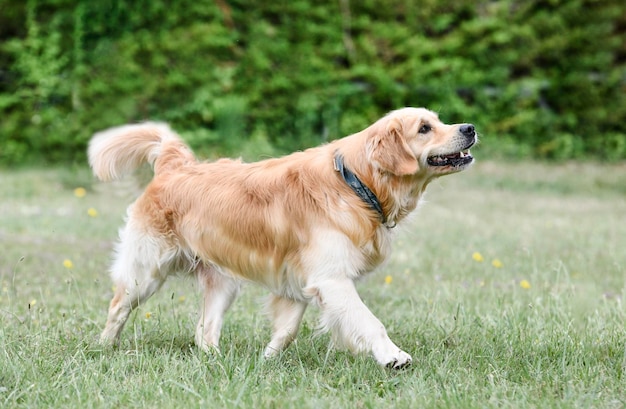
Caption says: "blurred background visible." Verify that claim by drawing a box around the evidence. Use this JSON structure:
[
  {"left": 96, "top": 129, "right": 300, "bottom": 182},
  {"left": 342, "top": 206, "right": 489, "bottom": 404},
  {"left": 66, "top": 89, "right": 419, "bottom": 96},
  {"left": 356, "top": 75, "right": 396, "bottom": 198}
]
[{"left": 0, "top": 0, "right": 624, "bottom": 165}]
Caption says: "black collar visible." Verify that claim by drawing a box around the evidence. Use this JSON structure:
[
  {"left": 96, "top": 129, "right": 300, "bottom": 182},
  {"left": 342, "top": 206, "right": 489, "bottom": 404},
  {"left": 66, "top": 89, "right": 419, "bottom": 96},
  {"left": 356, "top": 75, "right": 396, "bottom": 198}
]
[{"left": 334, "top": 154, "right": 392, "bottom": 227}]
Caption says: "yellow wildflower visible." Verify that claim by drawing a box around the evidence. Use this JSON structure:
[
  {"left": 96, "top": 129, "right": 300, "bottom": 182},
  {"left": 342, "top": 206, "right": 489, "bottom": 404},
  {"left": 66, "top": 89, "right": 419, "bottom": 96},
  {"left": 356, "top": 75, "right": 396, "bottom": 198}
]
[
  {"left": 63, "top": 259, "right": 73, "bottom": 269},
  {"left": 145, "top": 312, "right": 152, "bottom": 319},
  {"left": 492, "top": 259, "right": 503, "bottom": 268},
  {"left": 87, "top": 208, "right": 98, "bottom": 217},
  {"left": 30, "top": 299, "right": 37, "bottom": 306},
  {"left": 74, "top": 187, "right": 86, "bottom": 198},
  {"left": 384, "top": 275, "right": 393, "bottom": 285},
  {"left": 520, "top": 279, "right": 531, "bottom": 289},
  {"left": 472, "top": 252, "right": 484, "bottom": 262}
]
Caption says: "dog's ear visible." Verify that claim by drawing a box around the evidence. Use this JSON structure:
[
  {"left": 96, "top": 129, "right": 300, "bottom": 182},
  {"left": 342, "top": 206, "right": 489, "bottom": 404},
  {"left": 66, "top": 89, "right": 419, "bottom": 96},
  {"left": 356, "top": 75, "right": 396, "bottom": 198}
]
[{"left": 368, "top": 117, "right": 418, "bottom": 176}]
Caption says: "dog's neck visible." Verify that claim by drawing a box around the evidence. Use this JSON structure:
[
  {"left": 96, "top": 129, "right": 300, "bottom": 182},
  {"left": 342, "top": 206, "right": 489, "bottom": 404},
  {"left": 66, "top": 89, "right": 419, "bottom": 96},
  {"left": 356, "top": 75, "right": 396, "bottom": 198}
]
[{"left": 333, "top": 154, "right": 396, "bottom": 228}]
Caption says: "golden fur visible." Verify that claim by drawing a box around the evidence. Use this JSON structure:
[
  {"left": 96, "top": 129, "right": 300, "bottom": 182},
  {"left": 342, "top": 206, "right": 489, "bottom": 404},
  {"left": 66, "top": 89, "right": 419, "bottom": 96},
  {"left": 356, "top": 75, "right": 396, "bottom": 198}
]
[{"left": 89, "top": 107, "right": 477, "bottom": 368}]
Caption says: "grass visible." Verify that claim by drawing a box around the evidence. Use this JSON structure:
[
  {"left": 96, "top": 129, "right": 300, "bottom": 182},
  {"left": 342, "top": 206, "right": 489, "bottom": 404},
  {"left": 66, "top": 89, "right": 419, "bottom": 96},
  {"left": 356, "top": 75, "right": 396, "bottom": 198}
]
[{"left": 1, "top": 160, "right": 625, "bottom": 408}]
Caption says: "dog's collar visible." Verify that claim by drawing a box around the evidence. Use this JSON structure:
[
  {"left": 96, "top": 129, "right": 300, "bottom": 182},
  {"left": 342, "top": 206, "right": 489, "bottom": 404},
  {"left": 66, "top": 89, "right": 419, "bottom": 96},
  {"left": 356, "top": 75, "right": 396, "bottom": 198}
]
[{"left": 333, "top": 154, "right": 394, "bottom": 228}]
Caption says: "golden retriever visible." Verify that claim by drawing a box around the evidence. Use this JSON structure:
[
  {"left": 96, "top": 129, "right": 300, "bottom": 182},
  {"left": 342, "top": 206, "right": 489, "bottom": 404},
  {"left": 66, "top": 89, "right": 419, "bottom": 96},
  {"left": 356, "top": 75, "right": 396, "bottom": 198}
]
[{"left": 88, "top": 107, "right": 477, "bottom": 368}]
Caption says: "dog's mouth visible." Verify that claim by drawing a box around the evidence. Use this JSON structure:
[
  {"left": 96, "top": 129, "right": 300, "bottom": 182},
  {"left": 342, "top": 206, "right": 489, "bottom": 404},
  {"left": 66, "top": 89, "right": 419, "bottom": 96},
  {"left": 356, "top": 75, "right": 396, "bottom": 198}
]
[{"left": 427, "top": 149, "right": 473, "bottom": 168}]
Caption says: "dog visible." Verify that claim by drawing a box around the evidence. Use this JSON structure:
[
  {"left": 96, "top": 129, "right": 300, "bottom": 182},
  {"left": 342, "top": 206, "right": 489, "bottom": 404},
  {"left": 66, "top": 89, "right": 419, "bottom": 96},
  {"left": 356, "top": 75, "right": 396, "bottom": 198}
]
[{"left": 88, "top": 107, "right": 477, "bottom": 368}]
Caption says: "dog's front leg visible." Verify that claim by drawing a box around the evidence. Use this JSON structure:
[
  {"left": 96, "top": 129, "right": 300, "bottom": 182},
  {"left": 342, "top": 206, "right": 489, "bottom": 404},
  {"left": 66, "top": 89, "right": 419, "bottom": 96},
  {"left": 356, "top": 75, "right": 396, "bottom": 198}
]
[{"left": 305, "top": 279, "right": 412, "bottom": 369}]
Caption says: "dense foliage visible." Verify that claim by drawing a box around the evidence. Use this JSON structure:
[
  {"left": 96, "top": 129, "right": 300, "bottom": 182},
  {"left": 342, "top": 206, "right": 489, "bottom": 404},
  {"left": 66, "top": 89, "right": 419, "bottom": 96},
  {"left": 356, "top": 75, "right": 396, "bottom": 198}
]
[{"left": 1, "top": 0, "right": 624, "bottom": 164}]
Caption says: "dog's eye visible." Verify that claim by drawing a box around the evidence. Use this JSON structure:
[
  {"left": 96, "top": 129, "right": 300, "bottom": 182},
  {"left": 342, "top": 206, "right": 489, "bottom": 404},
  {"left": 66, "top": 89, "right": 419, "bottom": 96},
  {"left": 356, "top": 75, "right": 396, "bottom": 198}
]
[{"left": 419, "top": 124, "right": 431, "bottom": 134}]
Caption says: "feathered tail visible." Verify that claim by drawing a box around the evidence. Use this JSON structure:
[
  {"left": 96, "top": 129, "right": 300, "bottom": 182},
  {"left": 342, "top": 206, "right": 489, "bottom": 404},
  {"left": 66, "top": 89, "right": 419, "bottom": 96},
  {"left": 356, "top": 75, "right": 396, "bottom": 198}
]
[{"left": 88, "top": 122, "right": 195, "bottom": 182}]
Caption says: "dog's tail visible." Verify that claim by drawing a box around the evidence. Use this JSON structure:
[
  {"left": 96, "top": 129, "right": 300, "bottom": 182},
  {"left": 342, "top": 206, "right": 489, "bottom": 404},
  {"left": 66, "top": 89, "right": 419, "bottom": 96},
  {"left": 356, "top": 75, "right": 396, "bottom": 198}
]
[{"left": 88, "top": 122, "right": 196, "bottom": 182}]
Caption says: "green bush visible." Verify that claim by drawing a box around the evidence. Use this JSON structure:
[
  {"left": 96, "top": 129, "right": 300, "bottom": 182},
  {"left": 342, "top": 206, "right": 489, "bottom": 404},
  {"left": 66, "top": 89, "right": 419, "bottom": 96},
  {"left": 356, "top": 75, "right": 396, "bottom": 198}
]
[{"left": 0, "top": 0, "right": 624, "bottom": 165}]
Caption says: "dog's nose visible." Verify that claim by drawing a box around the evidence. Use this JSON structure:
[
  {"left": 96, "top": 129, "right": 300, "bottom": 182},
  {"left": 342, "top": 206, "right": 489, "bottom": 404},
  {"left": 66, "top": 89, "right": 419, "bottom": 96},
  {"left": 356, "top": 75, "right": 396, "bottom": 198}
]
[{"left": 460, "top": 124, "right": 475, "bottom": 137}]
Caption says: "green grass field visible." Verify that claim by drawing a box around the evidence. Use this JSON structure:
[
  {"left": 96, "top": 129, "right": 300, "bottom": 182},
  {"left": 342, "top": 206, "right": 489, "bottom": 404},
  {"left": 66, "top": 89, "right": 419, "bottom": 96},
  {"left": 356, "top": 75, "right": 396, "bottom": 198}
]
[{"left": 1, "top": 161, "right": 625, "bottom": 408}]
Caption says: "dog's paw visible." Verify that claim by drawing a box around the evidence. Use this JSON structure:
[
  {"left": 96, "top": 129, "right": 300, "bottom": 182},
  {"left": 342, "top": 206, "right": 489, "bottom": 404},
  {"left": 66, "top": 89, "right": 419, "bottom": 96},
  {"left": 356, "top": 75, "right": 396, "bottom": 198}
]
[
  {"left": 197, "top": 343, "right": 221, "bottom": 355},
  {"left": 374, "top": 347, "right": 412, "bottom": 369},
  {"left": 385, "top": 351, "right": 412, "bottom": 370},
  {"left": 263, "top": 345, "right": 281, "bottom": 359},
  {"left": 99, "top": 333, "right": 120, "bottom": 349}
]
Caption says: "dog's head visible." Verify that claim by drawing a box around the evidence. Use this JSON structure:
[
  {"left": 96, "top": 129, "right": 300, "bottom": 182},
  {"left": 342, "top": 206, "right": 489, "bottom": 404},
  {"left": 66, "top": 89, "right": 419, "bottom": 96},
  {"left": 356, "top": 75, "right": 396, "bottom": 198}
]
[{"left": 367, "top": 107, "right": 477, "bottom": 177}]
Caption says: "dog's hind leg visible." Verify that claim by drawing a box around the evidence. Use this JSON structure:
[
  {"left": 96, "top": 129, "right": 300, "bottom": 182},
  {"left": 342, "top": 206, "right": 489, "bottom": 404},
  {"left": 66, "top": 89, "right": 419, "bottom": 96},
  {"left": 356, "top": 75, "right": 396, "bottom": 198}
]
[
  {"left": 195, "top": 264, "right": 240, "bottom": 352},
  {"left": 100, "top": 278, "right": 163, "bottom": 345},
  {"left": 263, "top": 295, "right": 308, "bottom": 358},
  {"left": 100, "top": 224, "right": 168, "bottom": 346}
]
